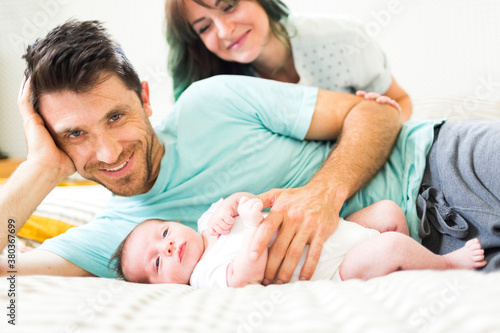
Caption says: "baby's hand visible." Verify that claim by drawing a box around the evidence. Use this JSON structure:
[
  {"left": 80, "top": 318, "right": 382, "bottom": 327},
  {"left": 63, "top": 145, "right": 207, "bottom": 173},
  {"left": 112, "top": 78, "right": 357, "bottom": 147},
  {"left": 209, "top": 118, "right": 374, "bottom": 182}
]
[
  {"left": 237, "top": 197, "right": 265, "bottom": 229},
  {"left": 356, "top": 90, "right": 402, "bottom": 113},
  {"left": 206, "top": 200, "right": 237, "bottom": 236}
]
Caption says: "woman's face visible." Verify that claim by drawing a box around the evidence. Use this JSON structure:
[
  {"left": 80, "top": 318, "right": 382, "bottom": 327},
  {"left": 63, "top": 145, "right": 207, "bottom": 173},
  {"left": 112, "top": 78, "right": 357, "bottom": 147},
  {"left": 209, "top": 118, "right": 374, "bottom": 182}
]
[{"left": 184, "top": 0, "right": 273, "bottom": 64}]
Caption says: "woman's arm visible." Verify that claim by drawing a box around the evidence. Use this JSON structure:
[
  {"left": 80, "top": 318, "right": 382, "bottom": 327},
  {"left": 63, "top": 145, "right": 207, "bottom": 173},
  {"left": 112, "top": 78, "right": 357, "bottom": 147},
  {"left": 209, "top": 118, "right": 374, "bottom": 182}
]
[{"left": 383, "top": 77, "right": 413, "bottom": 122}]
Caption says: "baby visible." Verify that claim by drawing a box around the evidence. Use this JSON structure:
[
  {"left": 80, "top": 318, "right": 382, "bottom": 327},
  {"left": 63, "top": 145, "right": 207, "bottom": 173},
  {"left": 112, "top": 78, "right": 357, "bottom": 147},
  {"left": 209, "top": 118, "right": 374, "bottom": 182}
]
[{"left": 112, "top": 192, "right": 486, "bottom": 288}]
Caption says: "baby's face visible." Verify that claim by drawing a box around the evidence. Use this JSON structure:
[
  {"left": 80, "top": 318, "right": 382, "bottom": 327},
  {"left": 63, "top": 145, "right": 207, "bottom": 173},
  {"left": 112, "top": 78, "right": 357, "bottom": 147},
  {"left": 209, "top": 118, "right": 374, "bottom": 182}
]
[{"left": 122, "top": 219, "right": 204, "bottom": 284}]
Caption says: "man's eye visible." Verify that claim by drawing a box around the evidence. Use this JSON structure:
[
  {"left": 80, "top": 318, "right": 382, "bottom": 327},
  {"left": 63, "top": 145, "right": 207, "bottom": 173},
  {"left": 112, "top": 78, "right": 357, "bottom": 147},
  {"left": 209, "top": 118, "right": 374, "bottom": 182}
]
[
  {"left": 69, "top": 131, "right": 83, "bottom": 138},
  {"left": 110, "top": 114, "right": 122, "bottom": 122},
  {"left": 156, "top": 257, "right": 160, "bottom": 268},
  {"left": 163, "top": 229, "right": 169, "bottom": 238}
]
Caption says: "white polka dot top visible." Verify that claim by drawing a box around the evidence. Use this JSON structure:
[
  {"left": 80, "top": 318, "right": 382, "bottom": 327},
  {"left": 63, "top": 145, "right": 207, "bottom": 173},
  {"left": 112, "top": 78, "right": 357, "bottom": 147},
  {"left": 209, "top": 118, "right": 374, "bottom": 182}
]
[{"left": 286, "top": 14, "right": 393, "bottom": 94}]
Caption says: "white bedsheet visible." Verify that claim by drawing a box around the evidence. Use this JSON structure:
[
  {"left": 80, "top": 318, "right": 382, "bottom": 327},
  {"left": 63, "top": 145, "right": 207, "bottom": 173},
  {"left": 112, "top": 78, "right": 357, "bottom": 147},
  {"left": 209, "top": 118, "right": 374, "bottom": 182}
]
[{"left": 1, "top": 269, "right": 500, "bottom": 333}]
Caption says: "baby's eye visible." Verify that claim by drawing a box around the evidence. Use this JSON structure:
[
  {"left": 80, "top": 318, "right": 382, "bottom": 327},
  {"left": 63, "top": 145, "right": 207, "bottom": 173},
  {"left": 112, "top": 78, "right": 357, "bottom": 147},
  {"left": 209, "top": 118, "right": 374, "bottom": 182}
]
[
  {"left": 156, "top": 257, "right": 160, "bottom": 268},
  {"left": 223, "top": 4, "right": 234, "bottom": 12},
  {"left": 163, "top": 228, "right": 169, "bottom": 238}
]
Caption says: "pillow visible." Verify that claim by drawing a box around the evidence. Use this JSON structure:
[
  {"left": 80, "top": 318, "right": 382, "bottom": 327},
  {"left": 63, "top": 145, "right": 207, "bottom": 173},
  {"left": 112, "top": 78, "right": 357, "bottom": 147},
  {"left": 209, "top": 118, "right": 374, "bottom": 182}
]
[
  {"left": 17, "top": 215, "right": 75, "bottom": 243},
  {"left": 0, "top": 178, "right": 112, "bottom": 243},
  {"left": 412, "top": 95, "right": 500, "bottom": 120},
  {"left": 29, "top": 184, "right": 111, "bottom": 228}
]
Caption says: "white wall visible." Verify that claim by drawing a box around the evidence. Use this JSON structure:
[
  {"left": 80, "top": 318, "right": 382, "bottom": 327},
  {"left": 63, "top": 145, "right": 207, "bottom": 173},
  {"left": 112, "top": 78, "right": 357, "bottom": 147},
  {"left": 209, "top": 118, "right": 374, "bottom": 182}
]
[
  {"left": 1, "top": 0, "right": 499, "bottom": 157},
  {"left": 286, "top": 0, "right": 500, "bottom": 98}
]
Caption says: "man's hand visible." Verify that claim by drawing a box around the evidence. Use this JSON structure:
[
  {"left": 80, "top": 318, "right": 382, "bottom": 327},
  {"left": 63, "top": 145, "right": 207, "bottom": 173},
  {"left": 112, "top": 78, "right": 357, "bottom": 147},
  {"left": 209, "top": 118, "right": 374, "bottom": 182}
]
[
  {"left": 253, "top": 186, "right": 340, "bottom": 285},
  {"left": 18, "top": 76, "right": 75, "bottom": 178}
]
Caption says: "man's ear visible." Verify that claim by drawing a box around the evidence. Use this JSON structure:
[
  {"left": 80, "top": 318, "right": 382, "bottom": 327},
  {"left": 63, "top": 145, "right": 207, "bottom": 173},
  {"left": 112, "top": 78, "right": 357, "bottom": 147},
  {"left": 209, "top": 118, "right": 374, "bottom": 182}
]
[{"left": 140, "top": 81, "right": 152, "bottom": 117}]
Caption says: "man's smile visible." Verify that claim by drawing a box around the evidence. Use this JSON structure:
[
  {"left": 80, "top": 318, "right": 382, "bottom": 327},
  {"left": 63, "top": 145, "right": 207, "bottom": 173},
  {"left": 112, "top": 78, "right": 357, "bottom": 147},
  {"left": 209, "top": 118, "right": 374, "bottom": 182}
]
[{"left": 105, "top": 160, "right": 128, "bottom": 172}]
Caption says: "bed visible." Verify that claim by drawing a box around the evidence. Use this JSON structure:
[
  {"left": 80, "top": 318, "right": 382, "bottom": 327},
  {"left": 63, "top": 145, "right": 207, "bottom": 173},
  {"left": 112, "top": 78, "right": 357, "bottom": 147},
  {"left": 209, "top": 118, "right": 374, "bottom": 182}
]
[
  {"left": 1, "top": 270, "right": 499, "bottom": 332},
  {"left": 1, "top": 1, "right": 500, "bottom": 332}
]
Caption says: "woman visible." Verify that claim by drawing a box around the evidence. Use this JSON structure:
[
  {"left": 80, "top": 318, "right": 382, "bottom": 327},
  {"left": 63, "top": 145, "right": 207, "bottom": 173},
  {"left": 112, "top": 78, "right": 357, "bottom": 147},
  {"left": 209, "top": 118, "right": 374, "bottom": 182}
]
[{"left": 165, "top": 0, "right": 412, "bottom": 120}]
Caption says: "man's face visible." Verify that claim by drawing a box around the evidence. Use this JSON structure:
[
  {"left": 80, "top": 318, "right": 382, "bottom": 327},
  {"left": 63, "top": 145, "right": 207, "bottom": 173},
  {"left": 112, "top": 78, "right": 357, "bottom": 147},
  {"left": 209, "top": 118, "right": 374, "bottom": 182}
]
[{"left": 39, "top": 75, "right": 164, "bottom": 196}]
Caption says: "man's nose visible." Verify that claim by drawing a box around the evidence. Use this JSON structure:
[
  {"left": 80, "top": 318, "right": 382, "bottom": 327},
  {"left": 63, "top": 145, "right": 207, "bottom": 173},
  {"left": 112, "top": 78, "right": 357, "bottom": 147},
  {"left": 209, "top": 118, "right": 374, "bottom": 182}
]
[{"left": 95, "top": 135, "right": 122, "bottom": 164}]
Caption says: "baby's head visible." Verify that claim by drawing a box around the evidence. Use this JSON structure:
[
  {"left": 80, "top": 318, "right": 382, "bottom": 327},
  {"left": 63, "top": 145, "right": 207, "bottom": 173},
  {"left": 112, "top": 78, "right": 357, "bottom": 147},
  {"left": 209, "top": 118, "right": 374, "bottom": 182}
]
[{"left": 111, "top": 219, "right": 204, "bottom": 284}]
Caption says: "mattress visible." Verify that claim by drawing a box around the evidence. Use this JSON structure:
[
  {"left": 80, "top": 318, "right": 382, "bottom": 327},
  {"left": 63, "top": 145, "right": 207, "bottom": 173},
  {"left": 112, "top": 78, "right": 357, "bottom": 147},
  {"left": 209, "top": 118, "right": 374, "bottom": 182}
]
[{"left": 1, "top": 269, "right": 499, "bottom": 332}]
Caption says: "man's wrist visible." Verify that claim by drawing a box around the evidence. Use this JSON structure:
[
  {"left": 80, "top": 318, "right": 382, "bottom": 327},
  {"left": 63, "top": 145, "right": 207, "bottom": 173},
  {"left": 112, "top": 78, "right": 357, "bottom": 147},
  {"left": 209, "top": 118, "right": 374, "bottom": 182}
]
[
  {"left": 20, "top": 159, "right": 67, "bottom": 184},
  {"left": 304, "top": 181, "right": 347, "bottom": 215}
]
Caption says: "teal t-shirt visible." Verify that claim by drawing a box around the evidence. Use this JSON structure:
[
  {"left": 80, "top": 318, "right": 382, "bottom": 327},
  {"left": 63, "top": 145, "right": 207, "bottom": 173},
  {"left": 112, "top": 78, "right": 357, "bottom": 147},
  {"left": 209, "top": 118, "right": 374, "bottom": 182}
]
[{"left": 39, "top": 75, "right": 441, "bottom": 277}]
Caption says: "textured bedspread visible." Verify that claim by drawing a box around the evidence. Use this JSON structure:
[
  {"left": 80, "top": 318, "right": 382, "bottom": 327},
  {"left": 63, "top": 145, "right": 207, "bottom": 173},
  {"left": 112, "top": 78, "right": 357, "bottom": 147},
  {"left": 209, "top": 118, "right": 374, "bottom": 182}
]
[{"left": 1, "top": 269, "right": 500, "bottom": 333}]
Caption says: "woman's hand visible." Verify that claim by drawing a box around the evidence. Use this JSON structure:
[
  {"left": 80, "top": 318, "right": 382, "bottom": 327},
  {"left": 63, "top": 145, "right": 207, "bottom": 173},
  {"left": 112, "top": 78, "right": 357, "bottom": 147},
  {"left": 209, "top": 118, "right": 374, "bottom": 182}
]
[{"left": 356, "top": 90, "right": 402, "bottom": 113}]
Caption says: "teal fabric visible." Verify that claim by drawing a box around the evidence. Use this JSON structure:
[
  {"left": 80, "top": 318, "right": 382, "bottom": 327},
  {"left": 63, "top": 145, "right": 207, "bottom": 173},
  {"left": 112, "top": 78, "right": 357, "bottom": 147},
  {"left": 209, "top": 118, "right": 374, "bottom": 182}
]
[
  {"left": 39, "top": 76, "right": 321, "bottom": 277},
  {"left": 39, "top": 75, "right": 441, "bottom": 277},
  {"left": 340, "top": 119, "right": 444, "bottom": 240}
]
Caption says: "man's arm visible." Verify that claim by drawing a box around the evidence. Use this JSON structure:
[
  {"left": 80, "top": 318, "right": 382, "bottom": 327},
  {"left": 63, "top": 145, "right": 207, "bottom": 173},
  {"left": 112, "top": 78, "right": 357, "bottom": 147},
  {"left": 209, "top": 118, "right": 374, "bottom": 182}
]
[
  {"left": 0, "top": 160, "right": 67, "bottom": 251},
  {"left": 1, "top": 249, "right": 94, "bottom": 277},
  {"left": 254, "top": 89, "right": 402, "bottom": 284},
  {"left": 0, "top": 160, "right": 91, "bottom": 277},
  {"left": 0, "top": 78, "right": 80, "bottom": 275}
]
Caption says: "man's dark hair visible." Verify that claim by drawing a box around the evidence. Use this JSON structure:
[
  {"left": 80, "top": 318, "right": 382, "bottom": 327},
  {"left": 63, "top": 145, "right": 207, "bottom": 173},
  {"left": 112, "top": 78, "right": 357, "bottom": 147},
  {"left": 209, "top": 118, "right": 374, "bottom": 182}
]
[{"left": 23, "top": 19, "right": 142, "bottom": 112}]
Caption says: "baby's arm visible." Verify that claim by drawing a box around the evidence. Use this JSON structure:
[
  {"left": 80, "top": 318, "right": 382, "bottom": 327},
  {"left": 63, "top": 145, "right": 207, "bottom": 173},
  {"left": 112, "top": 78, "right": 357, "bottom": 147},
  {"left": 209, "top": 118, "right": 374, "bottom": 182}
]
[
  {"left": 226, "top": 197, "right": 268, "bottom": 288},
  {"left": 206, "top": 192, "right": 256, "bottom": 236}
]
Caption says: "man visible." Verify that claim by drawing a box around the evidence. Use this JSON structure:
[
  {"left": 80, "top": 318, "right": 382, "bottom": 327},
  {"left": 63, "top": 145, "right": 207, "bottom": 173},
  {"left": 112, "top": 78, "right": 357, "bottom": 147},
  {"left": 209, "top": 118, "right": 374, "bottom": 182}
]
[{"left": 0, "top": 19, "right": 401, "bottom": 282}]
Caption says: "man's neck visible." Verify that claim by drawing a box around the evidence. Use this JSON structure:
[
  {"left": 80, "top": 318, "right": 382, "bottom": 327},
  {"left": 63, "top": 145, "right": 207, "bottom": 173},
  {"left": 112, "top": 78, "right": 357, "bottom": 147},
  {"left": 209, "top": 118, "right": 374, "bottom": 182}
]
[{"left": 140, "top": 136, "right": 165, "bottom": 194}]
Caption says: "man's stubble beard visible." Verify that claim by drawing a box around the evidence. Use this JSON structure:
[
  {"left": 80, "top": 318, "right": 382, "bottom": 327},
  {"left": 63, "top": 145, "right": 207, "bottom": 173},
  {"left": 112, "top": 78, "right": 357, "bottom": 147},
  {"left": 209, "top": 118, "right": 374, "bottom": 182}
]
[{"left": 86, "top": 130, "right": 155, "bottom": 197}]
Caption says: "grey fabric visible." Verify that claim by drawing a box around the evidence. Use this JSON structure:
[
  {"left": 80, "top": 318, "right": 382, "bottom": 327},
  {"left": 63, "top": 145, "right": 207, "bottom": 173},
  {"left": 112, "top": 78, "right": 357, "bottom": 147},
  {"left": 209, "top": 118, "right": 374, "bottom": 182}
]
[{"left": 418, "top": 120, "right": 500, "bottom": 272}]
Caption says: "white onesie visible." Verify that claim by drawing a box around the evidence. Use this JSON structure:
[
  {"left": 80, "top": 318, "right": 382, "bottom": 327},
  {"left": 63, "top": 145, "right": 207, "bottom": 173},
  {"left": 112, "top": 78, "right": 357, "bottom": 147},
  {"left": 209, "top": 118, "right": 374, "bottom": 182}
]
[{"left": 189, "top": 200, "right": 380, "bottom": 288}]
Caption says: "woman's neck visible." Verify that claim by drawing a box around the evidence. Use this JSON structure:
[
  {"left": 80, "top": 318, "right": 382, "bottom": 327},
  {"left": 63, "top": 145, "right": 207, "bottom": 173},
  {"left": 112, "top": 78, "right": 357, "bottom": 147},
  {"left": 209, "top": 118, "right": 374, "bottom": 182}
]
[{"left": 252, "top": 33, "right": 299, "bottom": 84}]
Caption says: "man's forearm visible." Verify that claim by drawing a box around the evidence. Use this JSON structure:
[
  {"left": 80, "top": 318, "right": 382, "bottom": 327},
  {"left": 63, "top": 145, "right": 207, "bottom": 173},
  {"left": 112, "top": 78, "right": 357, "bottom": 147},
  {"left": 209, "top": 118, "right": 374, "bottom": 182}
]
[
  {"left": 307, "top": 100, "right": 402, "bottom": 211},
  {"left": 1, "top": 249, "right": 93, "bottom": 277},
  {"left": 0, "top": 160, "right": 64, "bottom": 252}
]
